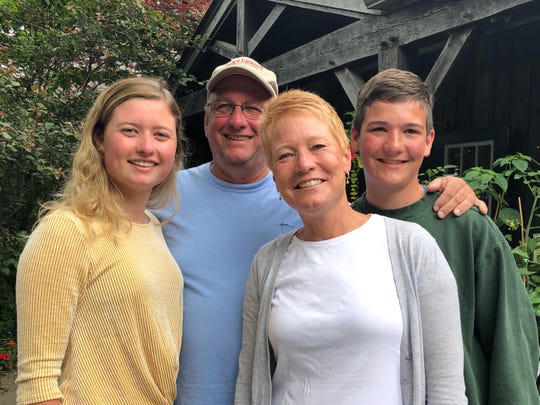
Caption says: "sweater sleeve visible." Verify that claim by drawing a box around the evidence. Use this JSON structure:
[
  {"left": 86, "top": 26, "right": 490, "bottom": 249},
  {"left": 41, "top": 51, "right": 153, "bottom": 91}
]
[
  {"left": 416, "top": 230, "right": 468, "bottom": 404},
  {"left": 234, "top": 259, "right": 261, "bottom": 405},
  {"left": 475, "top": 225, "right": 540, "bottom": 405},
  {"left": 16, "top": 213, "right": 90, "bottom": 405}
]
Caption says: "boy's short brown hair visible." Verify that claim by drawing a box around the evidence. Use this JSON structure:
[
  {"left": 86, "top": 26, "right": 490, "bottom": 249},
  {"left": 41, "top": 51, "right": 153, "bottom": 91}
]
[{"left": 353, "top": 68, "right": 434, "bottom": 133}]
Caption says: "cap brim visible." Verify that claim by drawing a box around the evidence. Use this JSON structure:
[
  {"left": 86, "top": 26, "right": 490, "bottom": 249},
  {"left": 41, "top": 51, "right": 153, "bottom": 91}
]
[{"left": 206, "top": 68, "right": 277, "bottom": 98}]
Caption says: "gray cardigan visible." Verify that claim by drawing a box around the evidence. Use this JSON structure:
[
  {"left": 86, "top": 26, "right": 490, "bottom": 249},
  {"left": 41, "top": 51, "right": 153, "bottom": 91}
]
[{"left": 235, "top": 216, "right": 466, "bottom": 404}]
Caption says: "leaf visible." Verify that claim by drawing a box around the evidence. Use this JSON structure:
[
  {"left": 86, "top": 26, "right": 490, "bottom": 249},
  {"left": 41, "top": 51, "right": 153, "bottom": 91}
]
[
  {"left": 512, "top": 246, "right": 529, "bottom": 259},
  {"left": 499, "top": 207, "right": 520, "bottom": 220},
  {"left": 512, "top": 159, "right": 529, "bottom": 172},
  {"left": 493, "top": 175, "right": 508, "bottom": 192}
]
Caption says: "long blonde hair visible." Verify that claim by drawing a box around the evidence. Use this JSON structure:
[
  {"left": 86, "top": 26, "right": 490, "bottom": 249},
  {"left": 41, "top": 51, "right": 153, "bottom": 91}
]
[{"left": 41, "top": 76, "right": 185, "bottom": 238}]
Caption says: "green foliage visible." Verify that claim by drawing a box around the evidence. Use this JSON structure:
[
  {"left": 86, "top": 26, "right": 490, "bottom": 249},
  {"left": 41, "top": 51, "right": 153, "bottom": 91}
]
[
  {"left": 418, "top": 164, "right": 458, "bottom": 184},
  {"left": 463, "top": 153, "right": 540, "bottom": 315},
  {"left": 347, "top": 156, "right": 363, "bottom": 202},
  {"left": 343, "top": 111, "right": 364, "bottom": 202},
  {"left": 0, "top": 0, "right": 202, "bottom": 340}
]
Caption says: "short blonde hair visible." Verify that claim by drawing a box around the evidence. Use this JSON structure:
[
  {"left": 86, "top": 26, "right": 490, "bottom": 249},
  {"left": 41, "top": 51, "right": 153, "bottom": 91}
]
[
  {"left": 42, "top": 76, "right": 185, "bottom": 238},
  {"left": 260, "top": 89, "right": 349, "bottom": 166}
]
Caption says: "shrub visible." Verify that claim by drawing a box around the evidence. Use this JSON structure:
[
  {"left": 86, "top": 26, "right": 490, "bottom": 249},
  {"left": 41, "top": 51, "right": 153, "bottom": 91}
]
[
  {"left": 0, "top": 0, "right": 202, "bottom": 341},
  {"left": 463, "top": 153, "right": 540, "bottom": 315}
]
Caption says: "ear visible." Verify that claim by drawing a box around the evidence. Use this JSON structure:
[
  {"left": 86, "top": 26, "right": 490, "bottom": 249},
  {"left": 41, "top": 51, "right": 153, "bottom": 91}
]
[
  {"left": 424, "top": 129, "right": 435, "bottom": 157},
  {"left": 350, "top": 127, "right": 360, "bottom": 156},
  {"left": 203, "top": 110, "right": 210, "bottom": 138},
  {"left": 343, "top": 143, "right": 352, "bottom": 173},
  {"left": 93, "top": 131, "right": 104, "bottom": 153}
]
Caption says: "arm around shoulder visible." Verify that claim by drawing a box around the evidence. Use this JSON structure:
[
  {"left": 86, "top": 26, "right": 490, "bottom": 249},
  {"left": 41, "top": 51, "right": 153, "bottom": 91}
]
[{"left": 428, "top": 176, "right": 488, "bottom": 218}]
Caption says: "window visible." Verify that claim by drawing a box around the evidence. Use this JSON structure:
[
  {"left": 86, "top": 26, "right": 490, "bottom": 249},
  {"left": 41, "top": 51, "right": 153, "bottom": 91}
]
[{"left": 444, "top": 140, "right": 494, "bottom": 176}]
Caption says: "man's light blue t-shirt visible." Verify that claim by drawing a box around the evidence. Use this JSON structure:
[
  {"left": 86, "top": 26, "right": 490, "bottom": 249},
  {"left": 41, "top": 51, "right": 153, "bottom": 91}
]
[{"left": 155, "top": 163, "right": 301, "bottom": 405}]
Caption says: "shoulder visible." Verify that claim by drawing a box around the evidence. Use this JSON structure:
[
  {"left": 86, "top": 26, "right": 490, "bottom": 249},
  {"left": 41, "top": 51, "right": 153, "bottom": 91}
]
[
  {"left": 380, "top": 216, "right": 444, "bottom": 262},
  {"left": 446, "top": 205, "right": 507, "bottom": 241},
  {"left": 20, "top": 210, "right": 91, "bottom": 265},
  {"left": 33, "top": 209, "right": 111, "bottom": 246},
  {"left": 382, "top": 215, "right": 433, "bottom": 240},
  {"left": 38, "top": 209, "right": 87, "bottom": 234},
  {"left": 177, "top": 163, "right": 210, "bottom": 183},
  {"left": 256, "top": 230, "right": 297, "bottom": 259},
  {"left": 252, "top": 231, "right": 298, "bottom": 276},
  {"left": 249, "top": 231, "right": 297, "bottom": 292}
]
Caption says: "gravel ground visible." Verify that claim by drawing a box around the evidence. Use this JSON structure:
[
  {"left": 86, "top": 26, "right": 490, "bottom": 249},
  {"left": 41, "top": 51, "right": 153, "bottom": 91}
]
[{"left": 0, "top": 371, "right": 16, "bottom": 405}]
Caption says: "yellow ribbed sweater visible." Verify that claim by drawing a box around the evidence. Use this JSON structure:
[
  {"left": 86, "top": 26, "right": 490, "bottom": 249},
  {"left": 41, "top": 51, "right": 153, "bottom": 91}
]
[{"left": 16, "top": 209, "right": 183, "bottom": 405}]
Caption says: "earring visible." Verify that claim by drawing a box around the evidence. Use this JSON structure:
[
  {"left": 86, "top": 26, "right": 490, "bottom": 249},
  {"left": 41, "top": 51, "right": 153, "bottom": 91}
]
[
  {"left": 278, "top": 192, "right": 282, "bottom": 200},
  {"left": 345, "top": 172, "right": 350, "bottom": 185}
]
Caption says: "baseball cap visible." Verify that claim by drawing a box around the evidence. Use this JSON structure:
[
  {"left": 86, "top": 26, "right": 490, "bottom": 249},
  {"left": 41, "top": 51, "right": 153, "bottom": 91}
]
[{"left": 206, "top": 57, "right": 278, "bottom": 97}]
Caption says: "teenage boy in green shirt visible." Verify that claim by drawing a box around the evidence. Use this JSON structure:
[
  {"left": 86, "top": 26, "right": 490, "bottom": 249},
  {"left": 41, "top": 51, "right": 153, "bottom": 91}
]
[{"left": 350, "top": 68, "right": 539, "bottom": 405}]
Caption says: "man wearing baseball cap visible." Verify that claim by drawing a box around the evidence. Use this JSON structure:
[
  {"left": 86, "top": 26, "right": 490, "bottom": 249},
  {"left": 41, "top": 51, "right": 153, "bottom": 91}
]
[
  {"left": 157, "top": 56, "right": 301, "bottom": 405},
  {"left": 156, "top": 57, "right": 486, "bottom": 404}
]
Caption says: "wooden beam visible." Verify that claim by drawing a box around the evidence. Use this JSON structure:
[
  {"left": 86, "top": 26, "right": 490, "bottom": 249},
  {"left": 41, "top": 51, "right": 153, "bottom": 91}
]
[
  {"left": 179, "top": 89, "right": 207, "bottom": 117},
  {"left": 426, "top": 27, "right": 474, "bottom": 93},
  {"left": 248, "top": 5, "right": 286, "bottom": 54},
  {"left": 182, "top": 0, "right": 236, "bottom": 72},
  {"left": 378, "top": 42, "right": 409, "bottom": 71},
  {"left": 365, "top": 0, "right": 421, "bottom": 13},
  {"left": 236, "top": 0, "right": 247, "bottom": 54},
  {"left": 264, "top": 0, "right": 532, "bottom": 85},
  {"left": 334, "top": 67, "right": 365, "bottom": 107},
  {"left": 270, "top": 0, "right": 380, "bottom": 16},
  {"left": 211, "top": 40, "right": 238, "bottom": 59}
]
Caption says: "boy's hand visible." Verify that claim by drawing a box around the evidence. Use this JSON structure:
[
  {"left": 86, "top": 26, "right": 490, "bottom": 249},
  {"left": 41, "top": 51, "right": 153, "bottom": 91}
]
[{"left": 428, "top": 176, "right": 488, "bottom": 218}]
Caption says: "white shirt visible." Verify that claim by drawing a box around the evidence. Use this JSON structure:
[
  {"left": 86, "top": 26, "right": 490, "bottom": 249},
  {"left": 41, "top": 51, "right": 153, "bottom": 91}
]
[{"left": 268, "top": 214, "right": 403, "bottom": 405}]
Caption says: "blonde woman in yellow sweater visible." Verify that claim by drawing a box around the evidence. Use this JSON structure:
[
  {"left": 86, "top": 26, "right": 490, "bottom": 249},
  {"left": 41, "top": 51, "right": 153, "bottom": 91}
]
[{"left": 16, "top": 77, "right": 185, "bottom": 405}]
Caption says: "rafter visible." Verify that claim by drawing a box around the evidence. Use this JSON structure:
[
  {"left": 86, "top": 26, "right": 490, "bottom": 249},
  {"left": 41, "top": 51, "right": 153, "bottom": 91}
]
[
  {"left": 263, "top": 0, "right": 532, "bottom": 85},
  {"left": 426, "top": 27, "right": 475, "bottom": 93}
]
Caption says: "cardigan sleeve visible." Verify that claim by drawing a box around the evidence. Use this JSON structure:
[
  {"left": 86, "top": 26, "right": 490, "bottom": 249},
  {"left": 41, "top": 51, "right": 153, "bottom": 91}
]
[
  {"left": 414, "top": 227, "right": 467, "bottom": 404},
  {"left": 235, "top": 259, "right": 261, "bottom": 405},
  {"left": 235, "top": 232, "right": 295, "bottom": 405},
  {"left": 16, "top": 212, "right": 90, "bottom": 405},
  {"left": 385, "top": 217, "right": 467, "bottom": 404}
]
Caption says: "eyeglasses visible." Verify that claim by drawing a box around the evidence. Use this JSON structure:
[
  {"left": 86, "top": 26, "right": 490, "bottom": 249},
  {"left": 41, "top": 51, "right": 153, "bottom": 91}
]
[{"left": 206, "top": 101, "right": 263, "bottom": 120}]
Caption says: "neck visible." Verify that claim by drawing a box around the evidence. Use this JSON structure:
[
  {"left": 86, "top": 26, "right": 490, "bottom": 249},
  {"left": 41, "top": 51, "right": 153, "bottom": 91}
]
[
  {"left": 365, "top": 182, "right": 425, "bottom": 210},
  {"left": 121, "top": 192, "right": 151, "bottom": 224},
  {"left": 210, "top": 162, "right": 270, "bottom": 184},
  {"left": 298, "top": 204, "right": 369, "bottom": 241}
]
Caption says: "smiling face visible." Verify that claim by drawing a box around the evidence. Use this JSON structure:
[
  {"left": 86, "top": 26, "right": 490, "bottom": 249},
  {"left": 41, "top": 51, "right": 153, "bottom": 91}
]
[
  {"left": 97, "top": 97, "right": 177, "bottom": 203},
  {"left": 268, "top": 112, "right": 351, "bottom": 217},
  {"left": 204, "top": 75, "right": 272, "bottom": 183},
  {"left": 352, "top": 100, "right": 434, "bottom": 208}
]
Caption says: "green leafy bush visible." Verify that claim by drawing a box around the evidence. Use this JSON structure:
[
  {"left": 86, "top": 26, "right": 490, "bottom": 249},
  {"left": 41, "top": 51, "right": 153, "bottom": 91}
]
[
  {"left": 463, "top": 153, "right": 540, "bottom": 315},
  {"left": 0, "top": 0, "right": 202, "bottom": 342}
]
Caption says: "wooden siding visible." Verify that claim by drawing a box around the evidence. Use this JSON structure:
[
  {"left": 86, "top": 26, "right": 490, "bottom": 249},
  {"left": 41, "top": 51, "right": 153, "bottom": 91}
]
[
  {"left": 177, "top": 0, "right": 540, "bottom": 170},
  {"left": 426, "top": 19, "right": 540, "bottom": 170}
]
